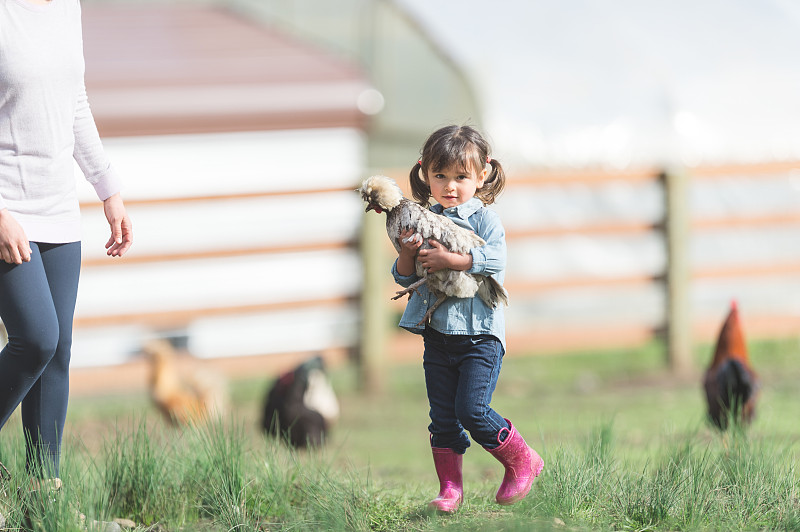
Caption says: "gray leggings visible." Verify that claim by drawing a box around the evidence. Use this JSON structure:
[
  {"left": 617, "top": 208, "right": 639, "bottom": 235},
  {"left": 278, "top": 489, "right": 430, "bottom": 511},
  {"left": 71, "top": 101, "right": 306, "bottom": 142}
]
[{"left": 0, "top": 241, "right": 80, "bottom": 478}]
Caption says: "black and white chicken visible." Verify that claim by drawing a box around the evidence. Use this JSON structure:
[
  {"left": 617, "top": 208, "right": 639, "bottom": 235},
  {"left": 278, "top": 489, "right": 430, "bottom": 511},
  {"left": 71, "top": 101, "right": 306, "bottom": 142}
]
[
  {"left": 261, "top": 356, "right": 340, "bottom": 448},
  {"left": 359, "top": 175, "right": 508, "bottom": 324}
]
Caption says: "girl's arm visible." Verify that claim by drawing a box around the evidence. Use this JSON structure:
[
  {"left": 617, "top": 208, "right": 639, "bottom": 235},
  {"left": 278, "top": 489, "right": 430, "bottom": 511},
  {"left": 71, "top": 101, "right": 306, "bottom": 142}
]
[
  {"left": 417, "top": 240, "right": 472, "bottom": 273},
  {"left": 395, "top": 228, "right": 422, "bottom": 276},
  {"left": 467, "top": 209, "right": 506, "bottom": 277},
  {"left": 418, "top": 210, "right": 506, "bottom": 275}
]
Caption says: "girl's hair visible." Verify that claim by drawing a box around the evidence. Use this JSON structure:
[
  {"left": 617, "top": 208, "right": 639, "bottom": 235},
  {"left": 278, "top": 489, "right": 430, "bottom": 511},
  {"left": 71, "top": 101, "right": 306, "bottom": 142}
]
[{"left": 409, "top": 125, "right": 506, "bottom": 207}]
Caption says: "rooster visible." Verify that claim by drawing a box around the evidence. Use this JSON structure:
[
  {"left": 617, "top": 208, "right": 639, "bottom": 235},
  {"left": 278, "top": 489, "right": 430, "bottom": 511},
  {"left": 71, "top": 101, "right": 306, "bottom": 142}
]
[
  {"left": 358, "top": 175, "right": 508, "bottom": 324},
  {"left": 262, "top": 356, "right": 340, "bottom": 448},
  {"left": 703, "top": 301, "right": 760, "bottom": 430},
  {"left": 142, "top": 339, "right": 228, "bottom": 427}
]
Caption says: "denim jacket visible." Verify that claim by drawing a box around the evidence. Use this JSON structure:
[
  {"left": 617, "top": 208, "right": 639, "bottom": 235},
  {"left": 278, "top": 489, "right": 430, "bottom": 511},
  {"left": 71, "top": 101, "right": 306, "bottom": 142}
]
[{"left": 391, "top": 197, "right": 507, "bottom": 347}]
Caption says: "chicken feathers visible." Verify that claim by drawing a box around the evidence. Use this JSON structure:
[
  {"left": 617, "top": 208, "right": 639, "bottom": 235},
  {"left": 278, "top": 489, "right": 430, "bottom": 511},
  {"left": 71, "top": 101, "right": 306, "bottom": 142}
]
[
  {"left": 359, "top": 175, "right": 508, "bottom": 324},
  {"left": 703, "top": 300, "right": 760, "bottom": 430},
  {"left": 262, "top": 356, "right": 339, "bottom": 448},
  {"left": 143, "top": 339, "right": 228, "bottom": 427}
]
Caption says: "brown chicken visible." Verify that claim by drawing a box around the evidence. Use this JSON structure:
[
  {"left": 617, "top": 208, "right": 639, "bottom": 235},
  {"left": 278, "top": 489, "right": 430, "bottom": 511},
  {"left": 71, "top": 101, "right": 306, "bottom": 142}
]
[
  {"left": 703, "top": 301, "right": 760, "bottom": 430},
  {"left": 143, "top": 339, "right": 228, "bottom": 427},
  {"left": 359, "top": 175, "right": 508, "bottom": 324}
]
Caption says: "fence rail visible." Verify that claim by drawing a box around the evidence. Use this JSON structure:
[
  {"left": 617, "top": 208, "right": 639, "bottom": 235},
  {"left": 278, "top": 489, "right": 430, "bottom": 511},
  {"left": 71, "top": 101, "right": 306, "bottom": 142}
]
[
  {"left": 372, "top": 161, "right": 800, "bottom": 378},
  {"left": 54, "top": 159, "right": 800, "bottom": 393}
]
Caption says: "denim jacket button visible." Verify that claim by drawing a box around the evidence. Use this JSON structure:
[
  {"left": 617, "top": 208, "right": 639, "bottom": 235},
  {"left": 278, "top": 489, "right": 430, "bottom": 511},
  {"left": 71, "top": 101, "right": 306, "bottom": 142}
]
[{"left": 423, "top": 300, "right": 428, "bottom": 304}]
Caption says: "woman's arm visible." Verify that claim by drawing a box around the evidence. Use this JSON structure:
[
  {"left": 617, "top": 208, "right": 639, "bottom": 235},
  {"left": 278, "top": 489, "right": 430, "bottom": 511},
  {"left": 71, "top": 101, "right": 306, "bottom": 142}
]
[
  {"left": 102, "top": 193, "right": 133, "bottom": 257},
  {"left": 73, "top": 83, "right": 123, "bottom": 202},
  {"left": 73, "top": 81, "right": 132, "bottom": 256}
]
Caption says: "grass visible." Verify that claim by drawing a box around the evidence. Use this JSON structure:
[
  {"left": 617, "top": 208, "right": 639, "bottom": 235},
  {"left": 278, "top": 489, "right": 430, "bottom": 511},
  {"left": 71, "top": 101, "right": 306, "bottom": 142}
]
[{"left": 0, "top": 337, "right": 798, "bottom": 531}]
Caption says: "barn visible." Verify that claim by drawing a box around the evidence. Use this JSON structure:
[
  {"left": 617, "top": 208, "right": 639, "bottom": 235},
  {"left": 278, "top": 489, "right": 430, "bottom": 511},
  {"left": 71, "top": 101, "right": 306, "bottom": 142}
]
[{"left": 69, "top": 4, "right": 373, "bottom": 390}]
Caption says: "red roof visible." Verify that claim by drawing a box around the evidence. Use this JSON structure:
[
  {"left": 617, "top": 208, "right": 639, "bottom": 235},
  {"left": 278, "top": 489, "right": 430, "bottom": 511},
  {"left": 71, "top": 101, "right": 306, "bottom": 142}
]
[{"left": 82, "top": 5, "right": 370, "bottom": 136}]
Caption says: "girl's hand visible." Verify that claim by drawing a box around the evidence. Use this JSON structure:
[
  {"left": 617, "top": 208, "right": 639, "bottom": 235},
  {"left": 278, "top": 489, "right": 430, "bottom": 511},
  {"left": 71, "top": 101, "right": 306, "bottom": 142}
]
[
  {"left": 418, "top": 239, "right": 472, "bottom": 273},
  {"left": 0, "top": 208, "right": 32, "bottom": 264},
  {"left": 103, "top": 193, "right": 133, "bottom": 257},
  {"left": 396, "top": 228, "right": 422, "bottom": 276},
  {"left": 398, "top": 228, "right": 422, "bottom": 257}
]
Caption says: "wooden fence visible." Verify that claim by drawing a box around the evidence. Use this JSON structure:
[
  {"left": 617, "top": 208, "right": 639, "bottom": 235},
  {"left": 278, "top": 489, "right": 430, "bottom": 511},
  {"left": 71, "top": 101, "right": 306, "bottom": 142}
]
[
  {"left": 362, "top": 161, "right": 800, "bottom": 389},
  {"left": 55, "top": 157, "right": 800, "bottom": 394}
]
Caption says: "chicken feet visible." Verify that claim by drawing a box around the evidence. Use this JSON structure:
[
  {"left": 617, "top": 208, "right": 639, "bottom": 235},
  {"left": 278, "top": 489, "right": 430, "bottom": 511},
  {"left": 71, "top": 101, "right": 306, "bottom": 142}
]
[
  {"left": 390, "top": 277, "right": 447, "bottom": 325},
  {"left": 392, "top": 277, "right": 427, "bottom": 301},
  {"left": 417, "top": 294, "right": 447, "bottom": 325}
]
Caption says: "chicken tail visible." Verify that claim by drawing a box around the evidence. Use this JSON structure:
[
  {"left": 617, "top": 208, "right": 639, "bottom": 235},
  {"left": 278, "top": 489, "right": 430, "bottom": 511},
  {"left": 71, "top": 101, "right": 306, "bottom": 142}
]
[{"left": 477, "top": 276, "right": 509, "bottom": 308}]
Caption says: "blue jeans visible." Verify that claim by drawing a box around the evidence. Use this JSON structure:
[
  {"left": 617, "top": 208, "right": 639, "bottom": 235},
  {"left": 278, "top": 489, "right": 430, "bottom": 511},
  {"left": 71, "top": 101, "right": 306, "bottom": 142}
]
[
  {"left": 423, "top": 328, "right": 509, "bottom": 454},
  {"left": 0, "top": 242, "right": 81, "bottom": 477}
]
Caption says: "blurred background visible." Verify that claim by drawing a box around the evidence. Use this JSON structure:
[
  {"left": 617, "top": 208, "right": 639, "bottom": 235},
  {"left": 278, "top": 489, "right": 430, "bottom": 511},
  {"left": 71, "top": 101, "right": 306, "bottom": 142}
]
[{"left": 26, "top": 0, "right": 800, "bottom": 394}]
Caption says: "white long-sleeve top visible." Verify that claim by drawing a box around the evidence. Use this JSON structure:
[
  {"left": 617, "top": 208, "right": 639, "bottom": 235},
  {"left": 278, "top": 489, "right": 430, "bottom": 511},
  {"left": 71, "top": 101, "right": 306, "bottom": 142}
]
[{"left": 0, "top": 0, "right": 122, "bottom": 243}]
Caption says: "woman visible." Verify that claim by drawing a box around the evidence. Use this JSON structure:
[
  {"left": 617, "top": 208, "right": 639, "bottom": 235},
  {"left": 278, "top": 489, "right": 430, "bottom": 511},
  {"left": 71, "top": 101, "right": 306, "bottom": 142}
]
[{"left": 0, "top": 0, "right": 133, "bottom": 485}]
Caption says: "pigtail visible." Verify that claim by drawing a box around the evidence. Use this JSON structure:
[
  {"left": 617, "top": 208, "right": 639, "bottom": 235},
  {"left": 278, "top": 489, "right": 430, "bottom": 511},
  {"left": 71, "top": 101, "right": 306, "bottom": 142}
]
[
  {"left": 477, "top": 158, "right": 506, "bottom": 205},
  {"left": 409, "top": 161, "right": 432, "bottom": 207}
]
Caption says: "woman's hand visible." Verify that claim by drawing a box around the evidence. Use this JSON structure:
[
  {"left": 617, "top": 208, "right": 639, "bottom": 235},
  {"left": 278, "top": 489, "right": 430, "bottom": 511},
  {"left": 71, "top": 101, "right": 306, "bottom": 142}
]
[
  {"left": 103, "top": 193, "right": 133, "bottom": 257},
  {"left": 0, "top": 208, "right": 31, "bottom": 264},
  {"left": 418, "top": 239, "right": 472, "bottom": 273}
]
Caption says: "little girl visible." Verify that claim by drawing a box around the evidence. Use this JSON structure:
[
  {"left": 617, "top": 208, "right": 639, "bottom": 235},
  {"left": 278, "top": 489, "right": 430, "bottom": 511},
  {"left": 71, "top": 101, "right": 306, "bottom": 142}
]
[{"left": 392, "top": 125, "right": 543, "bottom": 513}]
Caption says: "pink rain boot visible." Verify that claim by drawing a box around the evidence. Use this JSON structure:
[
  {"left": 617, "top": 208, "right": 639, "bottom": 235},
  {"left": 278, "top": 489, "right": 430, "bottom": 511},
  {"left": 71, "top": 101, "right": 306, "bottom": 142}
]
[
  {"left": 429, "top": 447, "right": 463, "bottom": 513},
  {"left": 485, "top": 419, "right": 544, "bottom": 505}
]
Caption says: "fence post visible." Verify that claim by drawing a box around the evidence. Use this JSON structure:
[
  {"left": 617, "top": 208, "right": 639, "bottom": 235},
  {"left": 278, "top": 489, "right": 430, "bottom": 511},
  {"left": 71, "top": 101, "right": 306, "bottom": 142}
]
[
  {"left": 663, "top": 166, "right": 693, "bottom": 375},
  {"left": 358, "top": 211, "right": 388, "bottom": 394}
]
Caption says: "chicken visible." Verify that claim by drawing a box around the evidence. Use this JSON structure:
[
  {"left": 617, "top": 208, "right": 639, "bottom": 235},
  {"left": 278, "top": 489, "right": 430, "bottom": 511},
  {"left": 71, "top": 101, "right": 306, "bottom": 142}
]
[
  {"left": 358, "top": 175, "right": 508, "bottom": 324},
  {"left": 261, "top": 356, "right": 339, "bottom": 448},
  {"left": 142, "top": 339, "right": 228, "bottom": 427},
  {"left": 703, "top": 300, "right": 760, "bottom": 430}
]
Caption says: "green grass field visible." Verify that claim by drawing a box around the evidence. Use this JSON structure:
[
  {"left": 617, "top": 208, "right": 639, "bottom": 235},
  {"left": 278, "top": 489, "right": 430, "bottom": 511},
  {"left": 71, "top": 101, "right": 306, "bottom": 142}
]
[{"left": 1, "top": 337, "right": 798, "bottom": 531}]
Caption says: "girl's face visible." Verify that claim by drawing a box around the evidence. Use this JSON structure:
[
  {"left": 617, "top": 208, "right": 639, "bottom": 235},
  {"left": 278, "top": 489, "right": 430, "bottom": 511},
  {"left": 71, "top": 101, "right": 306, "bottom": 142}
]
[{"left": 425, "top": 162, "right": 488, "bottom": 209}]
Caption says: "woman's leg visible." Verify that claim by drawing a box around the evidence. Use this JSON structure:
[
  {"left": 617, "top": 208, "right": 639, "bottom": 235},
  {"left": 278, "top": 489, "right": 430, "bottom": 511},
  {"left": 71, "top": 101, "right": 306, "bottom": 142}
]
[
  {"left": 20, "top": 242, "right": 81, "bottom": 477},
  {"left": 0, "top": 244, "right": 61, "bottom": 434}
]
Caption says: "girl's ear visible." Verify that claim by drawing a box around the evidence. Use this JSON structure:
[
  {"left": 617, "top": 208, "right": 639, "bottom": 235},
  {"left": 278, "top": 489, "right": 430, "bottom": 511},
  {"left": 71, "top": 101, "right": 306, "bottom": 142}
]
[{"left": 476, "top": 166, "right": 489, "bottom": 189}]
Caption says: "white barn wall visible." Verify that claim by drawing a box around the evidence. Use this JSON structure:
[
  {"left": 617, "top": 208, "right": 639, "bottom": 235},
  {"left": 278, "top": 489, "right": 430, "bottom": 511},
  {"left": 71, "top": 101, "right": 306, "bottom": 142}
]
[
  {"left": 76, "top": 128, "right": 366, "bottom": 204},
  {"left": 80, "top": 193, "right": 363, "bottom": 258},
  {"left": 71, "top": 128, "right": 366, "bottom": 368}
]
